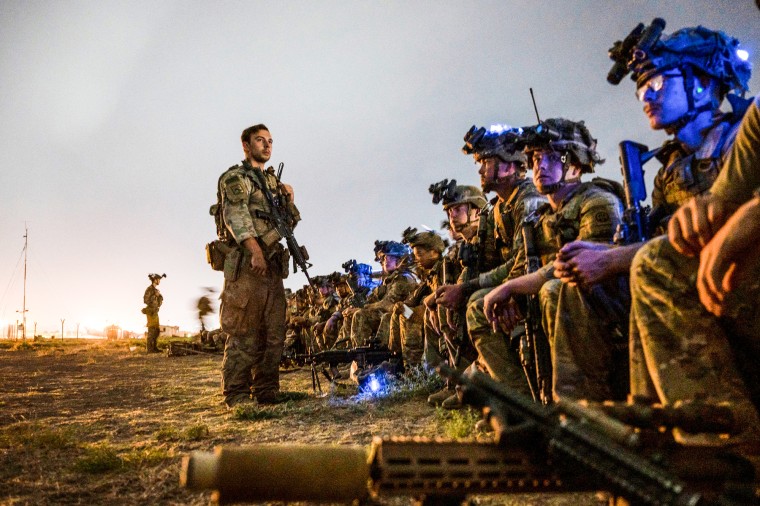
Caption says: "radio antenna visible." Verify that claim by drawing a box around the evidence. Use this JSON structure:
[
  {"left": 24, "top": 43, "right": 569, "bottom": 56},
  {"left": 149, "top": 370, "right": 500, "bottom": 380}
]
[{"left": 529, "top": 88, "right": 541, "bottom": 124}]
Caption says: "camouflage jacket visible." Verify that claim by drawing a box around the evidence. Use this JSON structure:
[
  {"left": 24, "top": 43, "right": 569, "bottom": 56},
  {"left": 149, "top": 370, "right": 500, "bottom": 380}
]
[
  {"left": 478, "top": 179, "right": 548, "bottom": 288},
  {"left": 457, "top": 201, "right": 502, "bottom": 283},
  {"left": 364, "top": 268, "right": 418, "bottom": 312},
  {"left": 406, "top": 258, "right": 444, "bottom": 307},
  {"left": 143, "top": 285, "right": 163, "bottom": 313},
  {"left": 651, "top": 113, "right": 742, "bottom": 230},
  {"left": 533, "top": 181, "right": 624, "bottom": 277},
  {"left": 219, "top": 161, "right": 301, "bottom": 257}
]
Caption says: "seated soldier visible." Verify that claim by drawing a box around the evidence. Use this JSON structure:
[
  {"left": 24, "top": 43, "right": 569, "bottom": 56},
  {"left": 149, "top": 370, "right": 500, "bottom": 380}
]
[
  {"left": 384, "top": 228, "right": 447, "bottom": 367},
  {"left": 345, "top": 241, "right": 417, "bottom": 348},
  {"left": 482, "top": 118, "right": 624, "bottom": 402},
  {"left": 630, "top": 94, "right": 760, "bottom": 450},
  {"left": 424, "top": 181, "right": 486, "bottom": 407}
]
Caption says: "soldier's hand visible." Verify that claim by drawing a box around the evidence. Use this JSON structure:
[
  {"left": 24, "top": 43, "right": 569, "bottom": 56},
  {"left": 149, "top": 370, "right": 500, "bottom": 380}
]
[
  {"left": 554, "top": 241, "right": 613, "bottom": 286},
  {"left": 668, "top": 194, "right": 731, "bottom": 257},
  {"left": 343, "top": 307, "right": 359, "bottom": 318},
  {"left": 325, "top": 314, "right": 339, "bottom": 334},
  {"left": 426, "top": 307, "right": 441, "bottom": 335},
  {"left": 423, "top": 292, "right": 437, "bottom": 311},
  {"left": 243, "top": 238, "right": 268, "bottom": 276},
  {"left": 483, "top": 282, "right": 514, "bottom": 325},
  {"left": 697, "top": 199, "right": 760, "bottom": 317},
  {"left": 434, "top": 284, "right": 466, "bottom": 310},
  {"left": 495, "top": 298, "right": 523, "bottom": 334}
]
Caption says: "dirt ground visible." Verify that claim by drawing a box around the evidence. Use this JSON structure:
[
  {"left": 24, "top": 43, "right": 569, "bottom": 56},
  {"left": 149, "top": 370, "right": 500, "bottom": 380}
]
[{"left": 0, "top": 339, "right": 604, "bottom": 506}]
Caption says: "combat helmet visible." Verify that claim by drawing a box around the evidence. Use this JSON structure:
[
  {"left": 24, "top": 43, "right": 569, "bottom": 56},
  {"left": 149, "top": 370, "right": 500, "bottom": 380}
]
[
  {"left": 522, "top": 118, "right": 604, "bottom": 174},
  {"left": 373, "top": 240, "right": 411, "bottom": 261},
  {"left": 148, "top": 273, "right": 167, "bottom": 282},
  {"left": 401, "top": 227, "right": 447, "bottom": 254},
  {"left": 608, "top": 19, "right": 752, "bottom": 130},
  {"left": 428, "top": 179, "right": 487, "bottom": 211},
  {"left": 462, "top": 124, "right": 527, "bottom": 165}
]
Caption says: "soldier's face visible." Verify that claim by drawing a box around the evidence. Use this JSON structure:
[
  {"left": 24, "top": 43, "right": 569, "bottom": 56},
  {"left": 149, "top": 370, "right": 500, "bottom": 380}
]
[
  {"left": 381, "top": 255, "right": 399, "bottom": 273},
  {"left": 639, "top": 71, "right": 689, "bottom": 130},
  {"left": 531, "top": 150, "right": 564, "bottom": 193},
  {"left": 243, "top": 130, "right": 273, "bottom": 164},
  {"left": 413, "top": 246, "right": 440, "bottom": 269},
  {"left": 447, "top": 204, "right": 479, "bottom": 236}
]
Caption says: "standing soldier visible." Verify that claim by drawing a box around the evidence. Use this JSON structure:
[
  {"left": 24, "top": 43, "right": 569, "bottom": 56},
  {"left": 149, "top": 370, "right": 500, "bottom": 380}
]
[
  {"left": 142, "top": 273, "right": 165, "bottom": 353},
  {"left": 215, "top": 124, "right": 299, "bottom": 408}
]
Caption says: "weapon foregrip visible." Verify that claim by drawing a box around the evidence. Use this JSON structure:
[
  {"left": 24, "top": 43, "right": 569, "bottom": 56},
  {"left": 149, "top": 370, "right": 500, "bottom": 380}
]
[{"left": 181, "top": 445, "right": 370, "bottom": 503}]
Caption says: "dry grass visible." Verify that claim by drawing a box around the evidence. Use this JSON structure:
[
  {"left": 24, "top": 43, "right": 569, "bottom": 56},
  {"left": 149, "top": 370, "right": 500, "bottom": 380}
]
[{"left": 0, "top": 339, "right": 604, "bottom": 505}]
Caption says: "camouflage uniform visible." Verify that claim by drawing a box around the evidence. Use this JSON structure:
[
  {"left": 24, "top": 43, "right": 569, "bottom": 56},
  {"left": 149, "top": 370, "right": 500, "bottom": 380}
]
[
  {"left": 535, "top": 182, "right": 625, "bottom": 401},
  {"left": 219, "top": 161, "right": 297, "bottom": 406},
  {"left": 465, "top": 179, "right": 547, "bottom": 394},
  {"left": 143, "top": 281, "right": 163, "bottom": 353},
  {"left": 630, "top": 95, "right": 760, "bottom": 446},
  {"left": 350, "top": 266, "right": 417, "bottom": 347}
]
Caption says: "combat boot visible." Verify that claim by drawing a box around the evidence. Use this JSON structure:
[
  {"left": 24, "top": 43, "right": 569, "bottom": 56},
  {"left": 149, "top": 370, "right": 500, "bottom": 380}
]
[
  {"left": 427, "top": 387, "right": 455, "bottom": 407},
  {"left": 441, "top": 386, "right": 464, "bottom": 410}
]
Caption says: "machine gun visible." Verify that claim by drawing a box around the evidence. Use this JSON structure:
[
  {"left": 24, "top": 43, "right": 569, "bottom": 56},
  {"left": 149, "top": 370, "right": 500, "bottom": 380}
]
[
  {"left": 250, "top": 162, "right": 316, "bottom": 288},
  {"left": 295, "top": 339, "right": 400, "bottom": 394},
  {"left": 181, "top": 365, "right": 758, "bottom": 505},
  {"left": 518, "top": 214, "right": 552, "bottom": 405},
  {"left": 614, "top": 140, "right": 659, "bottom": 244}
]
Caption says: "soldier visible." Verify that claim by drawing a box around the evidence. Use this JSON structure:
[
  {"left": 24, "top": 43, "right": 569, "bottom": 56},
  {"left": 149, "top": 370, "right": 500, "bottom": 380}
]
[
  {"left": 384, "top": 228, "right": 447, "bottom": 367},
  {"left": 217, "top": 124, "right": 300, "bottom": 407},
  {"left": 538, "top": 23, "right": 753, "bottom": 404},
  {"left": 436, "top": 126, "right": 547, "bottom": 400},
  {"left": 629, "top": 96, "right": 760, "bottom": 445},
  {"left": 142, "top": 273, "right": 165, "bottom": 353},
  {"left": 483, "top": 118, "right": 624, "bottom": 402},
  {"left": 424, "top": 181, "right": 487, "bottom": 407},
  {"left": 197, "top": 287, "right": 215, "bottom": 334},
  {"left": 325, "top": 261, "right": 377, "bottom": 348},
  {"left": 345, "top": 241, "right": 417, "bottom": 348}
]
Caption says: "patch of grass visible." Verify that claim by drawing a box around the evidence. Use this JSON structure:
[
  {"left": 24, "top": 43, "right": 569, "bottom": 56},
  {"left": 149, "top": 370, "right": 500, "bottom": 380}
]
[
  {"left": 0, "top": 423, "right": 76, "bottom": 450},
  {"left": 153, "top": 425, "right": 180, "bottom": 442},
  {"left": 122, "top": 446, "right": 171, "bottom": 468},
  {"left": 436, "top": 407, "right": 480, "bottom": 439},
  {"left": 182, "top": 423, "right": 210, "bottom": 441},
  {"left": 73, "top": 444, "right": 123, "bottom": 474},
  {"left": 231, "top": 404, "right": 283, "bottom": 421}
]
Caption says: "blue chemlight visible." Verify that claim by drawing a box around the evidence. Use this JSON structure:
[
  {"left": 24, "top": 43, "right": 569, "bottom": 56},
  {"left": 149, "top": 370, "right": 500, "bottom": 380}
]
[
  {"left": 368, "top": 375, "right": 381, "bottom": 393},
  {"left": 737, "top": 49, "right": 749, "bottom": 62}
]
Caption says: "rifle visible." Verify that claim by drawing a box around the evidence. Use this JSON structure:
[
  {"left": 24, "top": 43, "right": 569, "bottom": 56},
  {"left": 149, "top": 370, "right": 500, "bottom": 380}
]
[
  {"left": 614, "top": 140, "right": 658, "bottom": 245},
  {"left": 518, "top": 214, "right": 553, "bottom": 405},
  {"left": 181, "top": 366, "right": 758, "bottom": 505},
  {"left": 295, "top": 339, "right": 400, "bottom": 394},
  {"left": 250, "top": 162, "right": 316, "bottom": 288}
]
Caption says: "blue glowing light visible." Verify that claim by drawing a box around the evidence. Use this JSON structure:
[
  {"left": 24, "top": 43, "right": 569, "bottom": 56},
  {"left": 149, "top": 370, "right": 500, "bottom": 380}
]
[
  {"left": 737, "top": 49, "right": 749, "bottom": 62},
  {"left": 368, "top": 375, "right": 381, "bottom": 393}
]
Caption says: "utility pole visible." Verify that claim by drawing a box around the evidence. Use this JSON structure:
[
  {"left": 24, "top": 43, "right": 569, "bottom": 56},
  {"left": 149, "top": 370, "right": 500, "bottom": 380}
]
[
  {"left": 33, "top": 322, "right": 37, "bottom": 338},
  {"left": 60, "top": 318, "right": 65, "bottom": 340},
  {"left": 76, "top": 323, "right": 80, "bottom": 339},
  {"left": 18, "top": 226, "right": 29, "bottom": 340}
]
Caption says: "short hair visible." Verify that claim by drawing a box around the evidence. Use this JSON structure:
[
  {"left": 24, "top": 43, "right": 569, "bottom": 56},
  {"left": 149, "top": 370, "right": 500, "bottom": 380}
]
[{"left": 241, "top": 124, "right": 270, "bottom": 144}]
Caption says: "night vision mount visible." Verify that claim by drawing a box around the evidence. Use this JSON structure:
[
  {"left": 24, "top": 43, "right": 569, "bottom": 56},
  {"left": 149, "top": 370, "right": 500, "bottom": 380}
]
[{"left": 607, "top": 18, "right": 667, "bottom": 85}]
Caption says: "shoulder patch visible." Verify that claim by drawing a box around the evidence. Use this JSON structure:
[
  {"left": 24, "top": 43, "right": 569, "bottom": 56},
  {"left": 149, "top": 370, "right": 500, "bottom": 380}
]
[{"left": 222, "top": 173, "right": 250, "bottom": 203}]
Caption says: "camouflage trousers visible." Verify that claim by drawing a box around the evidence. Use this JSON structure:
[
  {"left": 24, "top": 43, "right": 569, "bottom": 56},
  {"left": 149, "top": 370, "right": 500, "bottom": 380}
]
[
  {"left": 350, "top": 306, "right": 384, "bottom": 347},
  {"left": 386, "top": 303, "right": 425, "bottom": 367},
  {"left": 630, "top": 236, "right": 760, "bottom": 447},
  {"left": 540, "top": 276, "right": 630, "bottom": 402},
  {"left": 466, "top": 288, "right": 531, "bottom": 396},
  {"left": 146, "top": 325, "right": 159, "bottom": 353},
  {"left": 220, "top": 266, "right": 286, "bottom": 405}
]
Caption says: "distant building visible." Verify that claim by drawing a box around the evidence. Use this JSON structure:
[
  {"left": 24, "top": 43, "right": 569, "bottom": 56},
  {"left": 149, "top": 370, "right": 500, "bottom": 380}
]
[{"left": 158, "top": 325, "right": 180, "bottom": 337}]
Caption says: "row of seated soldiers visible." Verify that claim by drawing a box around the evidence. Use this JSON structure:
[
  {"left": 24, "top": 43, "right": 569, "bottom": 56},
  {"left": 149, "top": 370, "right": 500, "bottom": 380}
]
[{"left": 285, "top": 20, "right": 760, "bottom": 450}]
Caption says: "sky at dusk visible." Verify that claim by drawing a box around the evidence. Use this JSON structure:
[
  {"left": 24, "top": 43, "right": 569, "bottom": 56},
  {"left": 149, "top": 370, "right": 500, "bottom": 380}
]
[{"left": 1, "top": 1, "right": 759, "bottom": 336}]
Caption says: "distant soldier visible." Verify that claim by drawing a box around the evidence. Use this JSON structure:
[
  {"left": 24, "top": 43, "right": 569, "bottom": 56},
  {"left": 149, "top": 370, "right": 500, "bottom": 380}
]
[
  {"left": 197, "top": 287, "right": 215, "bottom": 333},
  {"left": 142, "top": 273, "right": 166, "bottom": 353}
]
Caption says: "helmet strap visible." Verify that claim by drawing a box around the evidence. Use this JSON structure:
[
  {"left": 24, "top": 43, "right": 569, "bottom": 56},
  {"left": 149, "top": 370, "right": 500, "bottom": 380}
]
[{"left": 663, "top": 65, "right": 713, "bottom": 134}]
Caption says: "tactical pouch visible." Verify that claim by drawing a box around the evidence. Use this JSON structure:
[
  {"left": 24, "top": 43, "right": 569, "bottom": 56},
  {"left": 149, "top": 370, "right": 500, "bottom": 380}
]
[
  {"left": 224, "top": 248, "right": 242, "bottom": 282},
  {"left": 269, "top": 243, "right": 290, "bottom": 279},
  {"left": 206, "top": 241, "right": 227, "bottom": 271}
]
